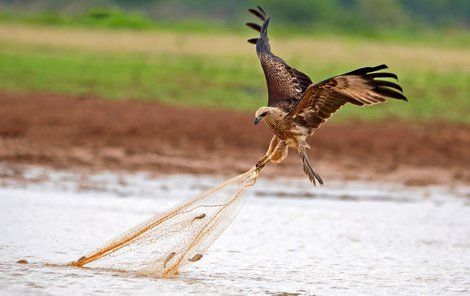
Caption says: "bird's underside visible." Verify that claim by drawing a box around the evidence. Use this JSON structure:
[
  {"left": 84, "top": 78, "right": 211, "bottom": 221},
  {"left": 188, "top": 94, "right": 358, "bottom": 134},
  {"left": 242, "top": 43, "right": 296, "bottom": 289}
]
[{"left": 247, "top": 6, "right": 408, "bottom": 186}]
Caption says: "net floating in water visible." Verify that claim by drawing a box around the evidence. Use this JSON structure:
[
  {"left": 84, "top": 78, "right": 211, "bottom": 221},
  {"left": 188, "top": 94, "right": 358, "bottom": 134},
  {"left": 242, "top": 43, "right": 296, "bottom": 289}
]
[{"left": 69, "top": 167, "right": 258, "bottom": 277}]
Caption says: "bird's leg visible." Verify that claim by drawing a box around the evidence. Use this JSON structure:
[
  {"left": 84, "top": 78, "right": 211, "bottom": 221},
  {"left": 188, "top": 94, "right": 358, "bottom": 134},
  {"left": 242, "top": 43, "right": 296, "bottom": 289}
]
[
  {"left": 269, "top": 140, "right": 288, "bottom": 164},
  {"left": 255, "top": 155, "right": 270, "bottom": 172},
  {"left": 255, "top": 136, "right": 279, "bottom": 171},
  {"left": 266, "top": 136, "right": 280, "bottom": 155}
]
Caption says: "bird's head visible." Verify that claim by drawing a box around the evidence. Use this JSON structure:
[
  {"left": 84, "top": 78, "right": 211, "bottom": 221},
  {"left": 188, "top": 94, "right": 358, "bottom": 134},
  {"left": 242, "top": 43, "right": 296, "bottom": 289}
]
[{"left": 254, "top": 106, "right": 274, "bottom": 125}]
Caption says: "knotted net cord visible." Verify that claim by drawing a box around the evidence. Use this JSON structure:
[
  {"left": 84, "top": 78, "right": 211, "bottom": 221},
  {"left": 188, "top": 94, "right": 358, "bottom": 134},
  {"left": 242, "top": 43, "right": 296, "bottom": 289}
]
[{"left": 68, "top": 166, "right": 260, "bottom": 277}]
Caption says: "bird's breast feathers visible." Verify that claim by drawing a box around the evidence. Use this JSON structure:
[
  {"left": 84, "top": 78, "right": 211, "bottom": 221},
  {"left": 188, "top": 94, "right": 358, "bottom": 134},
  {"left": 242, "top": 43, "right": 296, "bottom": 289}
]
[{"left": 265, "top": 116, "right": 309, "bottom": 145}]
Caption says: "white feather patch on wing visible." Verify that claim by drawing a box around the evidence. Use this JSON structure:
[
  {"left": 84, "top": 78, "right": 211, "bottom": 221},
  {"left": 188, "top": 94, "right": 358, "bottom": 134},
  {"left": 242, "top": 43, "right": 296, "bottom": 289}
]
[{"left": 335, "top": 76, "right": 385, "bottom": 105}]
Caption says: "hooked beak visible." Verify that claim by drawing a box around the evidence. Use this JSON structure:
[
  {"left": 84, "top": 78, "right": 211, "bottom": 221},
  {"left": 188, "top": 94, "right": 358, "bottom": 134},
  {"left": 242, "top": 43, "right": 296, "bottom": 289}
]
[{"left": 254, "top": 116, "right": 262, "bottom": 125}]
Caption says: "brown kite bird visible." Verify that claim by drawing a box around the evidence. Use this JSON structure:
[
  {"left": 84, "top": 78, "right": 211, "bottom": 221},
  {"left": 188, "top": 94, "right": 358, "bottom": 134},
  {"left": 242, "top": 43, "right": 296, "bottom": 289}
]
[{"left": 248, "top": 7, "right": 407, "bottom": 186}]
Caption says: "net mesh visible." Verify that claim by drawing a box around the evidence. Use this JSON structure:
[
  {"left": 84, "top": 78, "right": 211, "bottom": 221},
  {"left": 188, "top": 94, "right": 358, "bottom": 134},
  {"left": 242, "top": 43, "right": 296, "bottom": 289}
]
[{"left": 68, "top": 167, "right": 259, "bottom": 277}]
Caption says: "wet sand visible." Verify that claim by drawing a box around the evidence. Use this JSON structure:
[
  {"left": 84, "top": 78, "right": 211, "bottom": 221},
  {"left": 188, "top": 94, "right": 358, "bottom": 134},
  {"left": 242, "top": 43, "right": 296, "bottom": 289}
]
[
  {"left": 0, "top": 168, "right": 469, "bottom": 295},
  {"left": 1, "top": 91, "right": 469, "bottom": 186}
]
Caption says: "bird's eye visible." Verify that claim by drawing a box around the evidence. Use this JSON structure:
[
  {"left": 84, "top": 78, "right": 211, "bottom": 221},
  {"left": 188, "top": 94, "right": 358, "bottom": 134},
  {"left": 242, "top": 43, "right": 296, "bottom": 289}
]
[{"left": 261, "top": 112, "right": 268, "bottom": 117}]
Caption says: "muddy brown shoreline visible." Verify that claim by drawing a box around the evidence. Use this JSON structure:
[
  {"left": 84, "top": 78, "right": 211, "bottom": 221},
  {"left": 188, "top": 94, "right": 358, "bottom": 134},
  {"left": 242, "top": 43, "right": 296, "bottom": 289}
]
[{"left": 0, "top": 91, "right": 468, "bottom": 186}]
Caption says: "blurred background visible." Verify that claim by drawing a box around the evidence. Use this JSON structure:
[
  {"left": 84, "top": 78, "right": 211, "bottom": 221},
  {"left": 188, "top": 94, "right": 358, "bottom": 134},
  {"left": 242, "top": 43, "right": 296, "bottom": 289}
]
[
  {"left": 0, "top": 0, "right": 468, "bottom": 181},
  {"left": 0, "top": 0, "right": 468, "bottom": 120}
]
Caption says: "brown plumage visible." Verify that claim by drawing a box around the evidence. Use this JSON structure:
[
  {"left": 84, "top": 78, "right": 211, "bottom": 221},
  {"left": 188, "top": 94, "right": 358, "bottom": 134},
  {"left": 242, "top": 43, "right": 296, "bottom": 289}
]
[{"left": 247, "top": 7, "right": 408, "bottom": 186}]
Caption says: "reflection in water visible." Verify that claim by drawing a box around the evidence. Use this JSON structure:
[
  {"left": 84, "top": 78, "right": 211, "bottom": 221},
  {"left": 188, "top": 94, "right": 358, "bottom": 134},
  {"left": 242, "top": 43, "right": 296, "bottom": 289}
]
[{"left": 0, "top": 168, "right": 469, "bottom": 295}]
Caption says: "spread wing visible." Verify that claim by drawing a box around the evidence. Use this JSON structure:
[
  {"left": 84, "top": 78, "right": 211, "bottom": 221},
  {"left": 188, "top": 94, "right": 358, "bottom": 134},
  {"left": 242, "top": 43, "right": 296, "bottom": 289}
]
[
  {"left": 246, "top": 7, "right": 312, "bottom": 111},
  {"left": 289, "top": 64, "right": 407, "bottom": 133}
]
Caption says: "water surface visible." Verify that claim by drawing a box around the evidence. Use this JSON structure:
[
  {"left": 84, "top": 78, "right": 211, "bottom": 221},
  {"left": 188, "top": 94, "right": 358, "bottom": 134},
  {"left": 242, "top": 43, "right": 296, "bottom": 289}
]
[{"left": 1, "top": 168, "right": 469, "bottom": 295}]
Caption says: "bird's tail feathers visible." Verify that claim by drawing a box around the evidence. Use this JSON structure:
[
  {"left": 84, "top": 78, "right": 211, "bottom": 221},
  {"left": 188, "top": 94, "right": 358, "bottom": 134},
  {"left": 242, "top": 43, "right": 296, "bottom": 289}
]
[{"left": 298, "top": 147, "right": 323, "bottom": 186}]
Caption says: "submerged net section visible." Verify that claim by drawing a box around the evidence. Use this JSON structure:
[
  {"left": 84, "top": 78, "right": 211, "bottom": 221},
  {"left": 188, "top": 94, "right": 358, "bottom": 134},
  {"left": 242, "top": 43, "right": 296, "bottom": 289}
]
[{"left": 68, "top": 167, "right": 259, "bottom": 277}]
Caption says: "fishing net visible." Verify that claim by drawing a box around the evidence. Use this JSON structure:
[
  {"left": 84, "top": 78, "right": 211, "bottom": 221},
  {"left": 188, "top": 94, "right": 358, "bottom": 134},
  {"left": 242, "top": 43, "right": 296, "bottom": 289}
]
[{"left": 68, "top": 166, "right": 259, "bottom": 277}]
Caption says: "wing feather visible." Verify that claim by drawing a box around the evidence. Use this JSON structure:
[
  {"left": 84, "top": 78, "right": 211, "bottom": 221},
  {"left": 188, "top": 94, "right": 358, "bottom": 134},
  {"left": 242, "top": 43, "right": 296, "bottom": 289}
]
[
  {"left": 246, "top": 7, "right": 312, "bottom": 111},
  {"left": 289, "top": 65, "right": 407, "bottom": 133},
  {"left": 245, "top": 22, "right": 261, "bottom": 32},
  {"left": 248, "top": 8, "right": 266, "bottom": 21}
]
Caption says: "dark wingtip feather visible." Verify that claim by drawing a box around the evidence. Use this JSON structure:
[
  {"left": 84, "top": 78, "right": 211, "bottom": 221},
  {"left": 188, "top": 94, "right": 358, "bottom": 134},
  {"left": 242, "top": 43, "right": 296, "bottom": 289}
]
[
  {"left": 247, "top": 38, "right": 258, "bottom": 44},
  {"left": 344, "top": 64, "right": 389, "bottom": 76},
  {"left": 260, "top": 17, "right": 271, "bottom": 38},
  {"left": 371, "top": 64, "right": 388, "bottom": 72},
  {"left": 375, "top": 80, "right": 403, "bottom": 92},
  {"left": 369, "top": 72, "right": 399, "bottom": 81},
  {"left": 257, "top": 6, "right": 266, "bottom": 16},
  {"left": 375, "top": 86, "right": 408, "bottom": 101},
  {"left": 248, "top": 8, "right": 265, "bottom": 21},
  {"left": 246, "top": 22, "right": 261, "bottom": 32}
]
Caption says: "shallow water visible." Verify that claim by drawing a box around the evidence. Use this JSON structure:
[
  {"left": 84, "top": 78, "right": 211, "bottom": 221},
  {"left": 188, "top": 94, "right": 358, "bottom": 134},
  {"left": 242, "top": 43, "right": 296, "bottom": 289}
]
[{"left": 1, "top": 168, "right": 469, "bottom": 295}]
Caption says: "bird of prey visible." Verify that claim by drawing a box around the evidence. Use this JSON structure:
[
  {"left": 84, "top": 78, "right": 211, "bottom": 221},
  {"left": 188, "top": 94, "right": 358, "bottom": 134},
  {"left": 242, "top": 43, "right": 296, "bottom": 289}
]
[{"left": 247, "top": 6, "right": 407, "bottom": 186}]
